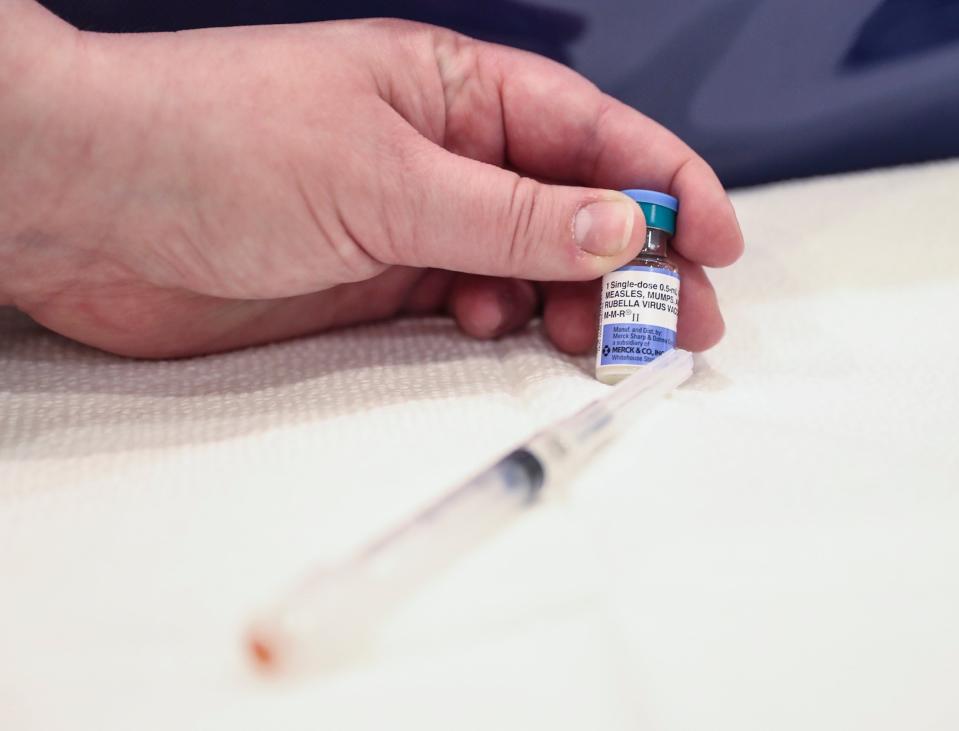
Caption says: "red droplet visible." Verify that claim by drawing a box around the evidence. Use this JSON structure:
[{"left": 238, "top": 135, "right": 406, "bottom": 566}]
[{"left": 249, "top": 636, "right": 274, "bottom": 669}]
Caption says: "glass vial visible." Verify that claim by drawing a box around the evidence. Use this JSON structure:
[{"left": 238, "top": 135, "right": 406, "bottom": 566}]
[{"left": 595, "top": 190, "right": 680, "bottom": 385}]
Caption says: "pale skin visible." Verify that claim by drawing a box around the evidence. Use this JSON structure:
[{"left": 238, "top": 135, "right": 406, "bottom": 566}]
[{"left": 0, "top": 1, "right": 742, "bottom": 359}]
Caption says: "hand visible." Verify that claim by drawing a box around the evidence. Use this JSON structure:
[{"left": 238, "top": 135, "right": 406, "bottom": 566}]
[{"left": 0, "top": 7, "right": 743, "bottom": 358}]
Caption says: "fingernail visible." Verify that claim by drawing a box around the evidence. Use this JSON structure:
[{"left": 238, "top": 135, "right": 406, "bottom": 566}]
[{"left": 574, "top": 199, "right": 640, "bottom": 256}]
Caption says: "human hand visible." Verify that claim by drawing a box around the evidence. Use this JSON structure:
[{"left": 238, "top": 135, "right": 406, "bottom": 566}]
[{"left": 0, "top": 7, "right": 742, "bottom": 358}]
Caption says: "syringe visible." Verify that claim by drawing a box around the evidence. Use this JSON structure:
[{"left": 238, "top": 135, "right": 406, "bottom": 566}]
[{"left": 248, "top": 348, "right": 694, "bottom": 673}]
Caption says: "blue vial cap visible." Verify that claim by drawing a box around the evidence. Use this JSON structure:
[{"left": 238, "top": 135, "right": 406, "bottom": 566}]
[{"left": 622, "top": 189, "right": 679, "bottom": 235}]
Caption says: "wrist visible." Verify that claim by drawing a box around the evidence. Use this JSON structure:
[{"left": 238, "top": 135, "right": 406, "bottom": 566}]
[{"left": 0, "top": 2, "right": 91, "bottom": 305}]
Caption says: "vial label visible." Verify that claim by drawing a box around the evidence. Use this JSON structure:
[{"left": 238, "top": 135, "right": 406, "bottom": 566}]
[{"left": 597, "top": 265, "right": 680, "bottom": 367}]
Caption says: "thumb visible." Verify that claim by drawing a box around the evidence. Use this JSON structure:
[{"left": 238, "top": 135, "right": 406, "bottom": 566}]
[{"left": 381, "top": 143, "right": 646, "bottom": 281}]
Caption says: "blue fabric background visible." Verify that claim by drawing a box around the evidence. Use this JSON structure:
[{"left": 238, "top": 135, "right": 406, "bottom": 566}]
[{"left": 38, "top": 0, "right": 959, "bottom": 187}]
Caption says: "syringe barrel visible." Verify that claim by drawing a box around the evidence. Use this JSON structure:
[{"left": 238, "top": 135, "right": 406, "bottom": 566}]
[{"left": 249, "top": 449, "right": 545, "bottom": 672}]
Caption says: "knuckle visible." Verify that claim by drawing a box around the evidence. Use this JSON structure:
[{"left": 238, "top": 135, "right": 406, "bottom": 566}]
[
  {"left": 353, "top": 17, "right": 426, "bottom": 37},
  {"left": 433, "top": 31, "right": 480, "bottom": 108},
  {"left": 327, "top": 215, "right": 386, "bottom": 283},
  {"left": 503, "top": 175, "right": 547, "bottom": 274},
  {"left": 291, "top": 165, "right": 385, "bottom": 285},
  {"left": 373, "top": 139, "right": 430, "bottom": 265},
  {"left": 666, "top": 155, "right": 697, "bottom": 198}
]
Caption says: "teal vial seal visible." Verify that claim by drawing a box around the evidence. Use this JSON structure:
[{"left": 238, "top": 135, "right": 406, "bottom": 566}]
[{"left": 594, "top": 190, "right": 680, "bottom": 385}]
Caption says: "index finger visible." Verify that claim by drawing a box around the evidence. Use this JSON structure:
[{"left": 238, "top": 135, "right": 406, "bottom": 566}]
[{"left": 436, "top": 36, "right": 744, "bottom": 268}]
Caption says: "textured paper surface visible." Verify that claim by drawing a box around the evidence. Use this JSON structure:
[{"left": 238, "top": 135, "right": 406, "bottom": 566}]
[{"left": 2, "top": 160, "right": 959, "bottom": 730}]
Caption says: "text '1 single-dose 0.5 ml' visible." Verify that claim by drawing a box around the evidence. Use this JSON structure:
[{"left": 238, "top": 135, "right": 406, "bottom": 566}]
[{"left": 595, "top": 189, "right": 680, "bottom": 385}]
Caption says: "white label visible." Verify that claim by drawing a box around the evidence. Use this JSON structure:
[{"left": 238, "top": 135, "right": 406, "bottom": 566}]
[{"left": 596, "top": 265, "right": 680, "bottom": 367}]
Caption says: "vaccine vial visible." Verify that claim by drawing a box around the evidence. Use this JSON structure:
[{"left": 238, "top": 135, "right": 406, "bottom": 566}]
[{"left": 595, "top": 190, "right": 680, "bottom": 385}]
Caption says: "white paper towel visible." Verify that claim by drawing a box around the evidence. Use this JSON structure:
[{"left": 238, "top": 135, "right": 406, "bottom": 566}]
[{"left": 2, "top": 159, "right": 958, "bottom": 731}]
